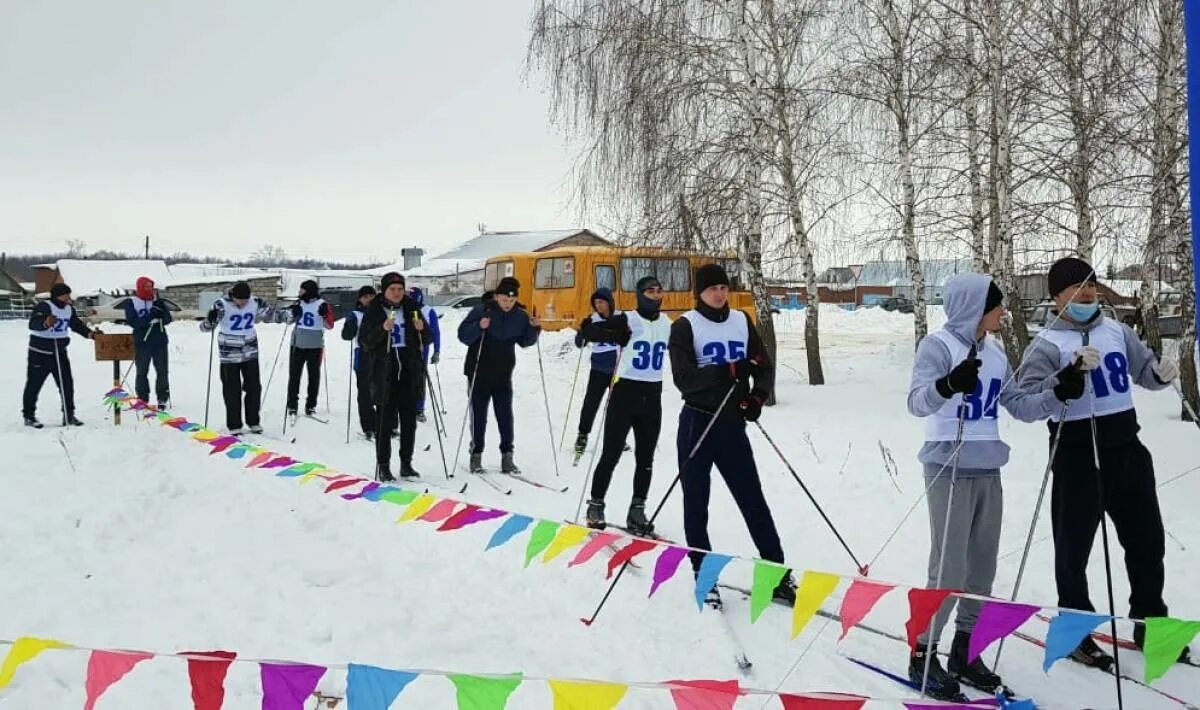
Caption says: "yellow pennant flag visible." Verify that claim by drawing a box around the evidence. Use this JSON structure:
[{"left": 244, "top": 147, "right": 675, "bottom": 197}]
[
  {"left": 191, "top": 429, "right": 220, "bottom": 442},
  {"left": 297, "top": 468, "right": 331, "bottom": 485},
  {"left": 396, "top": 493, "right": 438, "bottom": 523},
  {"left": 791, "top": 571, "right": 841, "bottom": 639},
  {"left": 543, "top": 525, "right": 592, "bottom": 564},
  {"left": 0, "top": 637, "right": 70, "bottom": 689},
  {"left": 549, "top": 679, "right": 628, "bottom": 710}
]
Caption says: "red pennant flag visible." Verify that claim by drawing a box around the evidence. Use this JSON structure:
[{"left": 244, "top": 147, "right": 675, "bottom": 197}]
[
  {"left": 780, "top": 693, "right": 867, "bottom": 709},
  {"left": 183, "top": 650, "right": 236, "bottom": 710},
  {"left": 324, "top": 478, "right": 365, "bottom": 494},
  {"left": 439, "top": 504, "right": 482, "bottom": 531},
  {"left": 839, "top": 580, "right": 895, "bottom": 639},
  {"left": 606, "top": 539, "right": 658, "bottom": 579},
  {"left": 905, "top": 588, "right": 958, "bottom": 650},
  {"left": 668, "top": 680, "right": 741, "bottom": 710}
]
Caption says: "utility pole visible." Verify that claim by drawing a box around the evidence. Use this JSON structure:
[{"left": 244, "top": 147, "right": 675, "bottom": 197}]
[{"left": 144, "top": 235, "right": 150, "bottom": 259}]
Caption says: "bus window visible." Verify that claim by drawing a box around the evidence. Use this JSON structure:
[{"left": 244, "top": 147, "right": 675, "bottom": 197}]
[
  {"left": 620, "top": 257, "right": 656, "bottom": 291},
  {"left": 595, "top": 264, "right": 616, "bottom": 291},
  {"left": 484, "top": 260, "right": 514, "bottom": 289},
  {"left": 535, "top": 256, "right": 575, "bottom": 289},
  {"left": 658, "top": 258, "right": 690, "bottom": 291}
]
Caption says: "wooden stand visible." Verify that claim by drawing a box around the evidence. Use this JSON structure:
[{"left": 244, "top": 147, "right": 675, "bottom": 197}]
[{"left": 94, "top": 333, "right": 134, "bottom": 426}]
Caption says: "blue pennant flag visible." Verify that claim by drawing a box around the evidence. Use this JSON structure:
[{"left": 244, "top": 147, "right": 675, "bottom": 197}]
[
  {"left": 693, "top": 553, "right": 733, "bottom": 611},
  {"left": 1043, "top": 611, "right": 1110, "bottom": 672},
  {"left": 485, "top": 515, "right": 533, "bottom": 551},
  {"left": 346, "top": 664, "right": 418, "bottom": 709}
]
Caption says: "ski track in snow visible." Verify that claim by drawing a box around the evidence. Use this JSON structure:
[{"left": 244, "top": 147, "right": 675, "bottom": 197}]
[{"left": 2, "top": 307, "right": 1198, "bottom": 708}]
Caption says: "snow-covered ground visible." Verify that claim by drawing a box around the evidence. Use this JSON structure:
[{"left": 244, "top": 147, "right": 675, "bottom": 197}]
[{"left": 2, "top": 305, "right": 1197, "bottom": 708}]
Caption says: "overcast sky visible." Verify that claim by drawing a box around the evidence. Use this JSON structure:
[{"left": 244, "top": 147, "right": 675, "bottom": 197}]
[{"left": 0, "top": 1, "right": 576, "bottom": 264}]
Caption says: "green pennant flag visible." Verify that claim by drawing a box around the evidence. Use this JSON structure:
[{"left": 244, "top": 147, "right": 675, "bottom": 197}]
[
  {"left": 1144, "top": 617, "right": 1200, "bottom": 683},
  {"left": 378, "top": 489, "right": 421, "bottom": 507},
  {"left": 750, "top": 560, "right": 788, "bottom": 623},
  {"left": 523, "top": 520, "right": 560, "bottom": 567},
  {"left": 448, "top": 673, "right": 523, "bottom": 710}
]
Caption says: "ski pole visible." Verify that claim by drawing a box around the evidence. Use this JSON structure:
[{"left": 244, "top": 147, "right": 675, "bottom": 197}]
[
  {"left": 1171, "top": 379, "right": 1200, "bottom": 429},
  {"left": 581, "top": 381, "right": 739, "bottom": 627},
  {"left": 453, "top": 336, "right": 485, "bottom": 475},
  {"left": 203, "top": 325, "right": 216, "bottom": 428},
  {"left": 433, "top": 361, "right": 448, "bottom": 415},
  {"left": 52, "top": 339, "right": 69, "bottom": 426},
  {"left": 534, "top": 331, "right": 562, "bottom": 478},
  {"left": 323, "top": 348, "right": 331, "bottom": 414},
  {"left": 574, "top": 347, "right": 623, "bottom": 523},
  {"left": 345, "top": 346, "right": 354, "bottom": 444},
  {"left": 559, "top": 347, "right": 585, "bottom": 451},
  {"left": 262, "top": 322, "right": 294, "bottom": 404},
  {"left": 427, "top": 368, "right": 450, "bottom": 480},
  {"left": 755, "top": 420, "right": 867, "bottom": 576}
]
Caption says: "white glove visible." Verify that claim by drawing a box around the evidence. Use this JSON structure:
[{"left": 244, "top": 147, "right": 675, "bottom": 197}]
[
  {"left": 1072, "top": 346, "right": 1102, "bottom": 371},
  {"left": 1154, "top": 358, "right": 1179, "bottom": 384}
]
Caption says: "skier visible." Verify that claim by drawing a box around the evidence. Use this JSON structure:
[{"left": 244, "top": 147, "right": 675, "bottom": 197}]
[
  {"left": 457, "top": 277, "right": 541, "bottom": 474},
  {"left": 341, "top": 285, "right": 378, "bottom": 439},
  {"left": 285, "top": 279, "right": 335, "bottom": 420},
  {"left": 582, "top": 276, "right": 672, "bottom": 537},
  {"left": 905, "top": 274, "right": 1069, "bottom": 699},
  {"left": 200, "top": 281, "right": 267, "bottom": 435},
  {"left": 359, "top": 272, "right": 429, "bottom": 482},
  {"left": 572, "top": 287, "right": 620, "bottom": 463},
  {"left": 23, "top": 283, "right": 100, "bottom": 428},
  {"left": 124, "top": 276, "right": 172, "bottom": 409},
  {"left": 408, "top": 286, "right": 442, "bottom": 423},
  {"left": 1016, "top": 257, "right": 1189, "bottom": 669},
  {"left": 668, "top": 263, "right": 796, "bottom": 606}
]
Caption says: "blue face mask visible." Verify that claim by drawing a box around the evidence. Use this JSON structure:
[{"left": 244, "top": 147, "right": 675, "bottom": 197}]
[{"left": 1065, "top": 302, "right": 1100, "bottom": 322}]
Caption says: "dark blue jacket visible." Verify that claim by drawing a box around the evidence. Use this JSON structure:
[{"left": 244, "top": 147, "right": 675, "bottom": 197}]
[
  {"left": 574, "top": 288, "right": 619, "bottom": 374},
  {"left": 124, "top": 299, "right": 173, "bottom": 350},
  {"left": 458, "top": 302, "right": 540, "bottom": 386}
]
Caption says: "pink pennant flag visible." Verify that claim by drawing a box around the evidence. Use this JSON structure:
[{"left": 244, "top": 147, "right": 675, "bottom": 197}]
[
  {"left": 905, "top": 588, "right": 957, "bottom": 650},
  {"left": 667, "top": 680, "right": 741, "bottom": 710},
  {"left": 246, "top": 451, "right": 274, "bottom": 468},
  {"left": 441, "top": 507, "right": 508, "bottom": 531},
  {"left": 569, "top": 531, "right": 622, "bottom": 567},
  {"left": 84, "top": 650, "right": 153, "bottom": 710},
  {"left": 839, "top": 580, "right": 896, "bottom": 640},
  {"left": 606, "top": 539, "right": 659, "bottom": 579},
  {"left": 968, "top": 602, "right": 1040, "bottom": 662},
  {"left": 417, "top": 498, "right": 460, "bottom": 523},
  {"left": 649, "top": 546, "right": 689, "bottom": 597}
]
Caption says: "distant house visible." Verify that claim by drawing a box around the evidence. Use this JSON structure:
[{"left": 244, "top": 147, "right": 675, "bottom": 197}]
[
  {"left": 31, "top": 259, "right": 281, "bottom": 310},
  {"left": 369, "top": 229, "right": 612, "bottom": 295},
  {"left": 856, "top": 259, "right": 973, "bottom": 304},
  {"left": 0, "top": 265, "right": 32, "bottom": 317}
]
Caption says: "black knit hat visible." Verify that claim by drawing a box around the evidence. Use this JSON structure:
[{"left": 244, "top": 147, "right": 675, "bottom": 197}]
[
  {"left": 357, "top": 285, "right": 376, "bottom": 298},
  {"left": 1048, "top": 257, "right": 1097, "bottom": 297},
  {"left": 495, "top": 277, "right": 520, "bottom": 298},
  {"left": 380, "top": 272, "right": 405, "bottom": 290},
  {"left": 229, "top": 281, "right": 251, "bottom": 300},
  {"left": 694, "top": 263, "right": 730, "bottom": 296},
  {"left": 299, "top": 279, "right": 319, "bottom": 299},
  {"left": 984, "top": 281, "right": 1004, "bottom": 315},
  {"left": 636, "top": 275, "right": 662, "bottom": 293},
  {"left": 49, "top": 283, "right": 71, "bottom": 299}
]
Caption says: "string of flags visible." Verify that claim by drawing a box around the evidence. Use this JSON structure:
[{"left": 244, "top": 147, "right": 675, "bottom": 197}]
[
  {"left": 98, "top": 389, "right": 1200, "bottom": 687},
  {"left": 0, "top": 635, "right": 1021, "bottom": 709}
]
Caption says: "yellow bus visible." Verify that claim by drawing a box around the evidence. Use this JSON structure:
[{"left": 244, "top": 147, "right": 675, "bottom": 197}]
[{"left": 482, "top": 246, "right": 756, "bottom": 331}]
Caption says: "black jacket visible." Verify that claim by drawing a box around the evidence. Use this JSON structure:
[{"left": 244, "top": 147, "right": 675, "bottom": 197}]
[
  {"left": 668, "top": 302, "right": 774, "bottom": 419},
  {"left": 359, "top": 296, "right": 430, "bottom": 390},
  {"left": 28, "top": 300, "right": 94, "bottom": 354}
]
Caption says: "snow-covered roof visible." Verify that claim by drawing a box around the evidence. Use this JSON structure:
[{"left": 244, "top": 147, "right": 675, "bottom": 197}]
[
  {"left": 1104, "top": 279, "right": 1175, "bottom": 298},
  {"left": 856, "top": 259, "right": 973, "bottom": 287},
  {"left": 53, "top": 259, "right": 174, "bottom": 296},
  {"left": 367, "top": 229, "right": 603, "bottom": 278}
]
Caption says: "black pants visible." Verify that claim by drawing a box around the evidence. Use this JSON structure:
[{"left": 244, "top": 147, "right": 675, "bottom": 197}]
[
  {"left": 1050, "top": 437, "right": 1168, "bottom": 619},
  {"left": 375, "top": 367, "right": 419, "bottom": 466},
  {"left": 577, "top": 369, "right": 610, "bottom": 437},
  {"left": 678, "top": 406, "right": 785, "bottom": 572},
  {"left": 470, "top": 379, "right": 514, "bottom": 454},
  {"left": 220, "top": 360, "right": 261, "bottom": 430},
  {"left": 23, "top": 348, "right": 75, "bottom": 419},
  {"left": 354, "top": 350, "right": 376, "bottom": 435},
  {"left": 286, "top": 347, "right": 322, "bottom": 412},
  {"left": 416, "top": 347, "right": 430, "bottom": 413},
  {"left": 134, "top": 347, "right": 170, "bottom": 404},
  {"left": 590, "top": 380, "right": 661, "bottom": 501}
]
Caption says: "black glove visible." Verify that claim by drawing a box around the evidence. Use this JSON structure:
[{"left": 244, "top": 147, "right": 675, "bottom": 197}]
[
  {"left": 936, "top": 356, "right": 982, "bottom": 398},
  {"left": 738, "top": 392, "right": 765, "bottom": 422},
  {"left": 149, "top": 305, "right": 164, "bottom": 318},
  {"left": 1053, "top": 363, "right": 1086, "bottom": 402},
  {"left": 430, "top": 351, "right": 440, "bottom": 365},
  {"left": 288, "top": 303, "right": 302, "bottom": 318},
  {"left": 729, "top": 359, "right": 753, "bottom": 383},
  {"left": 206, "top": 308, "right": 219, "bottom": 324},
  {"left": 318, "top": 303, "right": 329, "bottom": 317},
  {"left": 612, "top": 326, "right": 632, "bottom": 347}
]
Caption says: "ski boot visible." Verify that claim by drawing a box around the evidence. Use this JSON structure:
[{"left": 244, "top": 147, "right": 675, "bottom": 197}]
[
  {"left": 949, "top": 631, "right": 1005, "bottom": 694},
  {"left": 23, "top": 417, "right": 43, "bottom": 429},
  {"left": 772, "top": 572, "right": 798, "bottom": 605},
  {"left": 585, "top": 499, "right": 607, "bottom": 529},
  {"left": 376, "top": 464, "right": 396, "bottom": 483},
  {"left": 501, "top": 452, "right": 521, "bottom": 474},
  {"left": 362, "top": 430, "right": 374, "bottom": 441},
  {"left": 249, "top": 424, "right": 264, "bottom": 435},
  {"left": 625, "top": 498, "right": 655, "bottom": 537},
  {"left": 157, "top": 400, "right": 170, "bottom": 411},
  {"left": 65, "top": 415, "right": 84, "bottom": 427},
  {"left": 416, "top": 410, "right": 427, "bottom": 424},
  {"left": 908, "top": 647, "right": 966, "bottom": 702},
  {"left": 305, "top": 407, "right": 317, "bottom": 418},
  {"left": 399, "top": 460, "right": 420, "bottom": 479},
  {"left": 1135, "top": 623, "right": 1192, "bottom": 664},
  {"left": 228, "top": 427, "right": 245, "bottom": 436},
  {"left": 1069, "top": 636, "right": 1114, "bottom": 671},
  {"left": 469, "top": 453, "right": 484, "bottom": 474},
  {"left": 286, "top": 409, "right": 298, "bottom": 427},
  {"left": 573, "top": 433, "right": 587, "bottom": 465}
]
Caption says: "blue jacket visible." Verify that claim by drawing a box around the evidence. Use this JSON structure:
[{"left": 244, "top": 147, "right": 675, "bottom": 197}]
[
  {"left": 123, "top": 298, "right": 173, "bottom": 350},
  {"left": 422, "top": 307, "right": 441, "bottom": 358}
]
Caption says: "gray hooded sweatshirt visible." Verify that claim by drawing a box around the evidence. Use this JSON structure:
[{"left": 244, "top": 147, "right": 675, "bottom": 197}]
[{"left": 908, "top": 273, "right": 1060, "bottom": 475}]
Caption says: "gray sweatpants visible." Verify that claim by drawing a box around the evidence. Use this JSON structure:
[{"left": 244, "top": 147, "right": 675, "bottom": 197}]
[{"left": 918, "top": 469, "right": 1003, "bottom": 647}]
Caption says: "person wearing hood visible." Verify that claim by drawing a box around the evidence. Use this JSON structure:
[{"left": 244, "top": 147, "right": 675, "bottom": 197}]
[
  {"left": 359, "top": 272, "right": 430, "bottom": 482},
  {"left": 1015, "top": 257, "right": 1186, "bottom": 669},
  {"left": 582, "top": 276, "right": 673, "bottom": 536},
  {"left": 571, "top": 287, "right": 620, "bottom": 462},
  {"left": 341, "top": 285, "right": 377, "bottom": 439},
  {"left": 23, "top": 282, "right": 100, "bottom": 428},
  {"left": 906, "top": 273, "right": 1063, "bottom": 699},
  {"left": 408, "top": 286, "right": 441, "bottom": 423},
  {"left": 668, "top": 263, "right": 796, "bottom": 607},
  {"left": 123, "top": 276, "right": 173, "bottom": 409},
  {"left": 457, "top": 276, "right": 541, "bottom": 474},
  {"left": 285, "top": 279, "right": 335, "bottom": 419},
  {"left": 201, "top": 281, "right": 269, "bottom": 434}
]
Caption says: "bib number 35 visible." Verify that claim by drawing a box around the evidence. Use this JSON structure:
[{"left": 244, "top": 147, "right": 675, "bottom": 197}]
[{"left": 701, "top": 340, "right": 747, "bottom": 365}]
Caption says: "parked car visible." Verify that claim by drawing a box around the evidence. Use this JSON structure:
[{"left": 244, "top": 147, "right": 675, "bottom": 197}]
[
  {"left": 82, "top": 295, "right": 204, "bottom": 325},
  {"left": 1024, "top": 300, "right": 1118, "bottom": 336},
  {"left": 879, "top": 295, "right": 914, "bottom": 314},
  {"left": 428, "top": 295, "right": 485, "bottom": 310}
]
